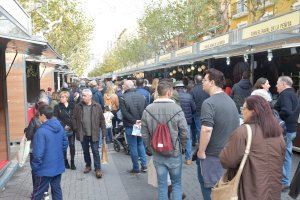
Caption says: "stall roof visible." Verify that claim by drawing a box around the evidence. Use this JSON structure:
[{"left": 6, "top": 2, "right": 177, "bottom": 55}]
[{"left": 0, "top": 34, "right": 60, "bottom": 59}]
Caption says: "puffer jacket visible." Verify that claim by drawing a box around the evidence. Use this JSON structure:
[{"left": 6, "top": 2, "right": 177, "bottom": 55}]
[
  {"left": 177, "top": 89, "right": 196, "bottom": 124},
  {"left": 25, "top": 116, "right": 41, "bottom": 150},
  {"left": 141, "top": 99, "right": 187, "bottom": 157},
  {"left": 120, "top": 89, "right": 147, "bottom": 127},
  {"left": 32, "top": 118, "right": 68, "bottom": 177}
]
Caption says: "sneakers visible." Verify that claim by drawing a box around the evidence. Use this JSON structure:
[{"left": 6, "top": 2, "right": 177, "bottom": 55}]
[
  {"left": 282, "top": 185, "right": 290, "bottom": 192},
  {"left": 83, "top": 166, "right": 92, "bottom": 174},
  {"left": 185, "top": 160, "right": 192, "bottom": 165},
  {"left": 127, "top": 169, "right": 141, "bottom": 175},
  {"left": 95, "top": 169, "right": 103, "bottom": 179},
  {"left": 141, "top": 166, "right": 148, "bottom": 173}
]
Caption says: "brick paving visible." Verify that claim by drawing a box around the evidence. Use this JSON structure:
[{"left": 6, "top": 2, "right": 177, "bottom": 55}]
[{"left": 0, "top": 142, "right": 299, "bottom": 200}]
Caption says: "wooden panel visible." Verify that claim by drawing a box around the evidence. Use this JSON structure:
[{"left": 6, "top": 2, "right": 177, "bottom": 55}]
[
  {"left": 40, "top": 64, "right": 54, "bottom": 91},
  {"left": 6, "top": 53, "right": 26, "bottom": 142},
  {"left": 0, "top": 49, "right": 8, "bottom": 161}
]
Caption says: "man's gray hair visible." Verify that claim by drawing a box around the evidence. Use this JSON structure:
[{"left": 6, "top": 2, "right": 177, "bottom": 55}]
[
  {"left": 125, "top": 80, "right": 135, "bottom": 89},
  {"left": 278, "top": 76, "right": 293, "bottom": 87},
  {"left": 82, "top": 89, "right": 92, "bottom": 96},
  {"left": 194, "top": 75, "right": 203, "bottom": 84}
]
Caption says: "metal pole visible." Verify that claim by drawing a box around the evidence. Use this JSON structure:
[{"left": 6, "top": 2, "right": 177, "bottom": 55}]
[{"left": 250, "top": 54, "right": 254, "bottom": 85}]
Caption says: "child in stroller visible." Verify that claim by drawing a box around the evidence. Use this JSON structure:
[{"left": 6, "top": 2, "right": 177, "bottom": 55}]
[{"left": 113, "top": 121, "right": 130, "bottom": 155}]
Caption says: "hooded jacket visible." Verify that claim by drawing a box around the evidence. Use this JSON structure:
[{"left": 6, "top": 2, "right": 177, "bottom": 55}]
[{"left": 32, "top": 118, "right": 68, "bottom": 177}]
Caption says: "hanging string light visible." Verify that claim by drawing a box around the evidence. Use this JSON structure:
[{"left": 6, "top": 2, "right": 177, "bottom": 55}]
[
  {"left": 198, "top": 67, "right": 202, "bottom": 72},
  {"left": 191, "top": 65, "right": 195, "bottom": 71},
  {"left": 178, "top": 67, "right": 182, "bottom": 72},
  {"left": 187, "top": 68, "right": 191, "bottom": 73},
  {"left": 173, "top": 70, "right": 176, "bottom": 74},
  {"left": 169, "top": 72, "right": 173, "bottom": 76}
]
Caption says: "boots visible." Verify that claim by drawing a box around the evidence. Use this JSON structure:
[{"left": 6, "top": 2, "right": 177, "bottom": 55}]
[
  {"left": 65, "top": 159, "right": 70, "bottom": 169},
  {"left": 70, "top": 160, "right": 76, "bottom": 170},
  {"left": 167, "top": 185, "right": 186, "bottom": 199}
]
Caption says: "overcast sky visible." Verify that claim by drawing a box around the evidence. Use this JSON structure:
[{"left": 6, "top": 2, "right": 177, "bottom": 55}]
[{"left": 81, "top": 0, "right": 154, "bottom": 77}]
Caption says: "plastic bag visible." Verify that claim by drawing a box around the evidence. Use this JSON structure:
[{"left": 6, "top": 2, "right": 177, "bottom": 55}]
[
  {"left": 132, "top": 124, "right": 142, "bottom": 137},
  {"left": 148, "top": 158, "right": 157, "bottom": 187},
  {"left": 17, "top": 135, "right": 31, "bottom": 167},
  {"left": 101, "top": 141, "right": 108, "bottom": 164}
]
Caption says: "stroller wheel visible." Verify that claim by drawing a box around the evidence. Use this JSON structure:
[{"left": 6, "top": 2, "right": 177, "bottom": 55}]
[{"left": 113, "top": 140, "right": 121, "bottom": 152}]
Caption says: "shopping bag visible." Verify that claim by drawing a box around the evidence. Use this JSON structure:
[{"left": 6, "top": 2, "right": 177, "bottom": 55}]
[
  {"left": 132, "top": 124, "right": 142, "bottom": 137},
  {"left": 148, "top": 158, "right": 158, "bottom": 187},
  {"left": 101, "top": 141, "right": 109, "bottom": 164},
  {"left": 17, "top": 135, "right": 31, "bottom": 167}
]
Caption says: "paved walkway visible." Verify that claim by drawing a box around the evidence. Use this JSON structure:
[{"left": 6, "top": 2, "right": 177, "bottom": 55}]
[{"left": 0, "top": 142, "right": 299, "bottom": 199}]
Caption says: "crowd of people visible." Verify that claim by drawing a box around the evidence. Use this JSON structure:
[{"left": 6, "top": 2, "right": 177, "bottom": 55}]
[{"left": 25, "top": 68, "right": 300, "bottom": 200}]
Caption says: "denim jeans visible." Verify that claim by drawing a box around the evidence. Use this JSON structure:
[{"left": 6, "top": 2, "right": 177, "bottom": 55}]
[
  {"left": 193, "top": 116, "right": 201, "bottom": 143},
  {"left": 81, "top": 136, "right": 101, "bottom": 170},
  {"left": 106, "top": 128, "right": 113, "bottom": 143},
  {"left": 31, "top": 174, "right": 62, "bottom": 200},
  {"left": 282, "top": 132, "right": 297, "bottom": 186},
  {"left": 153, "top": 155, "right": 182, "bottom": 200},
  {"left": 196, "top": 158, "right": 212, "bottom": 200},
  {"left": 125, "top": 126, "right": 147, "bottom": 172},
  {"left": 185, "top": 125, "right": 192, "bottom": 160}
]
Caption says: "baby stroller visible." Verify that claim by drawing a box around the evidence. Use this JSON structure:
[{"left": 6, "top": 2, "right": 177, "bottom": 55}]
[{"left": 113, "top": 122, "right": 130, "bottom": 155}]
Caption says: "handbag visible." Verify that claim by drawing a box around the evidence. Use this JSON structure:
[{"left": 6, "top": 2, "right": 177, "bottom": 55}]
[
  {"left": 211, "top": 124, "right": 253, "bottom": 200},
  {"left": 18, "top": 135, "right": 31, "bottom": 167}
]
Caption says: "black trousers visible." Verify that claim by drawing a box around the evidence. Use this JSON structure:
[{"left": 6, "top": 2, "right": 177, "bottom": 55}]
[{"left": 64, "top": 134, "right": 75, "bottom": 161}]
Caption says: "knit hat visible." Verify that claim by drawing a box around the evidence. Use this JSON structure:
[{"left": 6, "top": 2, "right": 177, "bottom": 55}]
[{"left": 251, "top": 89, "right": 272, "bottom": 102}]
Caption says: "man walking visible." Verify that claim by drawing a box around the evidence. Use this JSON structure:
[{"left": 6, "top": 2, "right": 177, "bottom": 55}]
[
  {"left": 141, "top": 80, "right": 187, "bottom": 200},
  {"left": 120, "top": 80, "right": 148, "bottom": 174},
  {"left": 72, "top": 89, "right": 106, "bottom": 178},
  {"left": 274, "top": 76, "right": 300, "bottom": 191},
  {"left": 197, "top": 69, "right": 240, "bottom": 200},
  {"left": 31, "top": 105, "right": 68, "bottom": 200},
  {"left": 175, "top": 81, "right": 196, "bottom": 165},
  {"left": 191, "top": 75, "right": 209, "bottom": 145}
]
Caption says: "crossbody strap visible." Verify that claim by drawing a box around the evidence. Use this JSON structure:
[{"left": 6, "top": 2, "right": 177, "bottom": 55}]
[
  {"left": 234, "top": 124, "right": 252, "bottom": 183},
  {"left": 145, "top": 109, "right": 182, "bottom": 124}
]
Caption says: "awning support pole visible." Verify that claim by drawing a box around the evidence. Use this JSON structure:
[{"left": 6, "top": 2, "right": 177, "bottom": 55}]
[
  {"left": 5, "top": 51, "right": 18, "bottom": 79},
  {"left": 250, "top": 54, "right": 254, "bottom": 85},
  {"left": 40, "top": 65, "right": 47, "bottom": 79}
]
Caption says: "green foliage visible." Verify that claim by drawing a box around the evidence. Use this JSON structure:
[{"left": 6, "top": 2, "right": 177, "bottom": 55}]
[
  {"left": 89, "top": 0, "right": 227, "bottom": 77},
  {"left": 19, "top": 0, "right": 94, "bottom": 76}
]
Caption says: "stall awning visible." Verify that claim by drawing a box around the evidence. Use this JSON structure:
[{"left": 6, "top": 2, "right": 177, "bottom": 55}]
[{"left": 0, "top": 34, "right": 60, "bottom": 59}]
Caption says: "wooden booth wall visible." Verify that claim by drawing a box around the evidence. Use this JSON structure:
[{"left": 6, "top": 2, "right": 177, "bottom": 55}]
[
  {"left": 40, "top": 64, "right": 54, "bottom": 92},
  {"left": 6, "top": 53, "right": 27, "bottom": 142}
]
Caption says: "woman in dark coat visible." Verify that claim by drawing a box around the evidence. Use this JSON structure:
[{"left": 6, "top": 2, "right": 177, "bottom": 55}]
[
  {"left": 54, "top": 91, "right": 76, "bottom": 170},
  {"left": 220, "top": 95, "right": 285, "bottom": 200}
]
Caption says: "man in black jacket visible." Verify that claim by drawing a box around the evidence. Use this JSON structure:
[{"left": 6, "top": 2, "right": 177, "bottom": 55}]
[
  {"left": 175, "top": 81, "right": 196, "bottom": 165},
  {"left": 191, "top": 75, "right": 209, "bottom": 146},
  {"left": 120, "top": 80, "right": 147, "bottom": 174},
  {"left": 275, "top": 76, "right": 300, "bottom": 190}
]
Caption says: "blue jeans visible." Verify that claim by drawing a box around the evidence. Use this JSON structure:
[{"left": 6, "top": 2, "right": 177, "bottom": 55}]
[
  {"left": 81, "top": 136, "right": 101, "bottom": 170},
  {"left": 196, "top": 159, "right": 212, "bottom": 200},
  {"left": 282, "top": 132, "right": 297, "bottom": 186},
  {"left": 31, "top": 174, "right": 62, "bottom": 200},
  {"left": 106, "top": 128, "right": 112, "bottom": 143},
  {"left": 125, "top": 126, "right": 147, "bottom": 172},
  {"left": 154, "top": 155, "right": 182, "bottom": 200},
  {"left": 185, "top": 125, "right": 192, "bottom": 160},
  {"left": 193, "top": 116, "right": 201, "bottom": 143}
]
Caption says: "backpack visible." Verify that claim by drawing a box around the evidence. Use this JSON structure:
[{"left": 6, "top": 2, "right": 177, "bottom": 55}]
[{"left": 145, "top": 109, "right": 182, "bottom": 156}]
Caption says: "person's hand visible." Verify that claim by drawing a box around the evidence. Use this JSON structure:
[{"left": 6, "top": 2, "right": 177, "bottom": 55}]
[
  {"left": 65, "top": 125, "right": 71, "bottom": 131},
  {"left": 197, "top": 150, "right": 206, "bottom": 159}
]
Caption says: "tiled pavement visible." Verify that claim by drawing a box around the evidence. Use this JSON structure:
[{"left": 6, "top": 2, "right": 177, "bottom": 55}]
[{"left": 0, "top": 142, "right": 299, "bottom": 200}]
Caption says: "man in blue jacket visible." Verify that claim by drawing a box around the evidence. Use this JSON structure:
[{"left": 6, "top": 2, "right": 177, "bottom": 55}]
[
  {"left": 136, "top": 78, "right": 151, "bottom": 105},
  {"left": 31, "top": 105, "right": 68, "bottom": 200}
]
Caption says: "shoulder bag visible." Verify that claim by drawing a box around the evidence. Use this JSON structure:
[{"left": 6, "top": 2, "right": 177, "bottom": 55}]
[{"left": 211, "top": 124, "right": 253, "bottom": 200}]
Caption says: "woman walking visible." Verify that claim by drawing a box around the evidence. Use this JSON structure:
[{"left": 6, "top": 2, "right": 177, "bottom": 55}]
[{"left": 54, "top": 91, "right": 76, "bottom": 170}]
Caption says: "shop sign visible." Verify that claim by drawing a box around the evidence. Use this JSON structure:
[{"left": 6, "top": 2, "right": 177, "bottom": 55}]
[
  {"left": 242, "top": 11, "right": 300, "bottom": 39},
  {"left": 159, "top": 53, "right": 171, "bottom": 62},
  {"left": 199, "top": 34, "right": 229, "bottom": 51},
  {"left": 146, "top": 58, "right": 155, "bottom": 65},
  {"left": 175, "top": 46, "right": 193, "bottom": 57}
]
